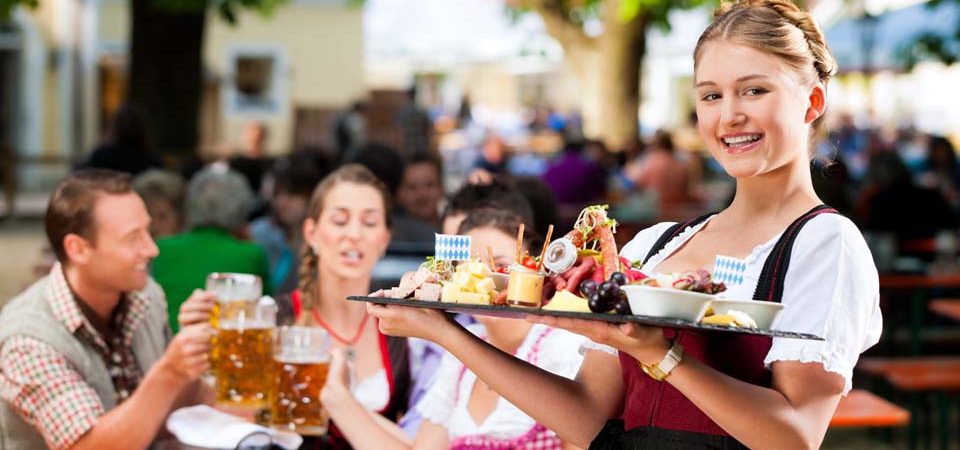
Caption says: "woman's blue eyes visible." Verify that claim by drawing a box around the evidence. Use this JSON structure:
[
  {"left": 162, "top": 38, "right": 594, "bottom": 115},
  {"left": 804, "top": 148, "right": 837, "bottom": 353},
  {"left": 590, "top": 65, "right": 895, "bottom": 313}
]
[{"left": 700, "top": 87, "right": 768, "bottom": 101}]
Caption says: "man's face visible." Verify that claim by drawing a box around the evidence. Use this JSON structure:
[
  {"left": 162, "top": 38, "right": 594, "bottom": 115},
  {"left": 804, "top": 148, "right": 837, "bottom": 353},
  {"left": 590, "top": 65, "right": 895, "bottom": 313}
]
[
  {"left": 76, "top": 192, "right": 159, "bottom": 293},
  {"left": 272, "top": 190, "right": 309, "bottom": 228},
  {"left": 396, "top": 162, "right": 443, "bottom": 224}
]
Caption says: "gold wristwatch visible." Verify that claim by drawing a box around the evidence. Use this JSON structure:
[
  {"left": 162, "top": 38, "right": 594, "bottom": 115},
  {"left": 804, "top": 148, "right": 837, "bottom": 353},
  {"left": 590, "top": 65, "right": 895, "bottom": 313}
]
[{"left": 640, "top": 341, "right": 684, "bottom": 381}]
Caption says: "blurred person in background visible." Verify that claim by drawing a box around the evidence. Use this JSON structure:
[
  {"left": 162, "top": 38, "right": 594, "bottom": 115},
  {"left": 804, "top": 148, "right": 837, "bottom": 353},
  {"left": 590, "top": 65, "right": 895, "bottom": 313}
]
[
  {"left": 828, "top": 112, "right": 869, "bottom": 181},
  {"left": 0, "top": 169, "right": 213, "bottom": 449},
  {"left": 622, "top": 129, "right": 701, "bottom": 219},
  {"left": 858, "top": 151, "right": 957, "bottom": 260},
  {"left": 542, "top": 140, "right": 607, "bottom": 207},
  {"left": 250, "top": 151, "right": 330, "bottom": 296},
  {"left": 393, "top": 152, "right": 445, "bottom": 247},
  {"left": 919, "top": 135, "right": 960, "bottom": 211},
  {"left": 151, "top": 167, "right": 271, "bottom": 333},
  {"left": 470, "top": 132, "right": 510, "bottom": 181},
  {"left": 352, "top": 142, "right": 406, "bottom": 197},
  {"left": 228, "top": 121, "right": 273, "bottom": 220},
  {"left": 78, "top": 104, "right": 162, "bottom": 176},
  {"left": 396, "top": 86, "right": 434, "bottom": 159},
  {"left": 132, "top": 169, "right": 186, "bottom": 239},
  {"left": 335, "top": 101, "right": 369, "bottom": 165}
]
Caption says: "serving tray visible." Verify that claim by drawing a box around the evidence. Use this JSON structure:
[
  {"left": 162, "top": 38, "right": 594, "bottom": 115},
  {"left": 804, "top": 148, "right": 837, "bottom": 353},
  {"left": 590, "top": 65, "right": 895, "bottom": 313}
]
[{"left": 347, "top": 296, "right": 824, "bottom": 341}]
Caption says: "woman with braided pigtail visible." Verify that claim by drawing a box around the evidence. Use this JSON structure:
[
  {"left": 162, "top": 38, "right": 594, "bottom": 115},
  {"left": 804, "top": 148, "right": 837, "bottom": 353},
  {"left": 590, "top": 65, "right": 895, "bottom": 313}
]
[
  {"left": 280, "top": 164, "right": 416, "bottom": 449},
  {"left": 368, "top": 1, "right": 882, "bottom": 448}
]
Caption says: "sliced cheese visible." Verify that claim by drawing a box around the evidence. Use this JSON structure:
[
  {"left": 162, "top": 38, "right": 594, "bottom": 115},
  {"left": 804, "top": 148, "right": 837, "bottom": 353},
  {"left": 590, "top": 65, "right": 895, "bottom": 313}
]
[{"left": 543, "top": 290, "right": 592, "bottom": 313}]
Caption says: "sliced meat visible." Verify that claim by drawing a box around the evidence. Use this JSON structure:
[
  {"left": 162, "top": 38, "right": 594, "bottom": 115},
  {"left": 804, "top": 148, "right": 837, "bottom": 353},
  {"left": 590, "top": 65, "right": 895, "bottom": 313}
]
[
  {"left": 492, "top": 290, "right": 509, "bottom": 306},
  {"left": 414, "top": 282, "right": 443, "bottom": 301}
]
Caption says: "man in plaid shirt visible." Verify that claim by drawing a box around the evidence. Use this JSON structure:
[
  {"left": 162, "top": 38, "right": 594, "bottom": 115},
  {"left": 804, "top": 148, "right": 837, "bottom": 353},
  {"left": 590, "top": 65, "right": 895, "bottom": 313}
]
[{"left": 0, "top": 169, "right": 215, "bottom": 450}]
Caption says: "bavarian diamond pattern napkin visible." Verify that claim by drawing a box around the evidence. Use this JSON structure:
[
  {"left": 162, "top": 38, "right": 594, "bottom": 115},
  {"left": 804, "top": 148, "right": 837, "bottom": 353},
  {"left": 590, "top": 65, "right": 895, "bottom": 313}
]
[
  {"left": 713, "top": 255, "right": 746, "bottom": 287},
  {"left": 435, "top": 234, "right": 472, "bottom": 261}
]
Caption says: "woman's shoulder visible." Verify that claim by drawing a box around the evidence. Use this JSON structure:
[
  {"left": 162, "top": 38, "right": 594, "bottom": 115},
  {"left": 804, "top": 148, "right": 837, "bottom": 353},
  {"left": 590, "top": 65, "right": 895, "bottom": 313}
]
[
  {"left": 795, "top": 212, "right": 870, "bottom": 253},
  {"left": 619, "top": 221, "right": 681, "bottom": 262},
  {"left": 786, "top": 212, "right": 877, "bottom": 281}
]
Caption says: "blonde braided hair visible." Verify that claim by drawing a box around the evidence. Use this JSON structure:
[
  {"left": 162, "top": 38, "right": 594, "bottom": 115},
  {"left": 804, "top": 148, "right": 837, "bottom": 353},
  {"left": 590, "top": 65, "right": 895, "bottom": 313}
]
[
  {"left": 296, "top": 164, "right": 392, "bottom": 317},
  {"left": 694, "top": 0, "right": 837, "bottom": 135}
]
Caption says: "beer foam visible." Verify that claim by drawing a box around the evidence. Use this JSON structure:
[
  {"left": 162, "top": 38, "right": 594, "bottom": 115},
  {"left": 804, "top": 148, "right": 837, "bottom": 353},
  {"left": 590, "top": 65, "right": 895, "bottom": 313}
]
[
  {"left": 218, "top": 319, "right": 274, "bottom": 331},
  {"left": 275, "top": 353, "right": 330, "bottom": 364}
]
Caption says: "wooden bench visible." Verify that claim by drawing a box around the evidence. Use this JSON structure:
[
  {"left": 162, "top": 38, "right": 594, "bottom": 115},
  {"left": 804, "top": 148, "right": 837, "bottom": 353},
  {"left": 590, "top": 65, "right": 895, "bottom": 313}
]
[
  {"left": 929, "top": 299, "right": 960, "bottom": 322},
  {"left": 858, "top": 357, "right": 960, "bottom": 450},
  {"left": 830, "top": 389, "right": 910, "bottom": 428},
  {"left": 858, "top": 357, "right": 960, "bottom": 377}
]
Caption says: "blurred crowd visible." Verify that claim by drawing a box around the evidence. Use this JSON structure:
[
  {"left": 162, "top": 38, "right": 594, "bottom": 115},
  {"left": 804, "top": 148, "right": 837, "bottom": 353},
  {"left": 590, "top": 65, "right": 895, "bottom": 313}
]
[{"left": 63, "top": 92, "right": 960, "bottom": 308}]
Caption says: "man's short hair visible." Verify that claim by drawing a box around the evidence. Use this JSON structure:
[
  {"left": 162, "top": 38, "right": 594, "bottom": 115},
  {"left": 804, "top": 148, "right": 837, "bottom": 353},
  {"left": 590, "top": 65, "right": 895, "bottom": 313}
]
[
  {"left": 406, "top": 152, "right": 443, "bottom": 180},
  {"left": 46, "top": 169, "right": 133, "bottom": 263},
  {"left": 351, "top": 142, "right": 406, "bottom": 195},
  {"left": 443, "top": 177, "right": 534, "bottom": 227}
]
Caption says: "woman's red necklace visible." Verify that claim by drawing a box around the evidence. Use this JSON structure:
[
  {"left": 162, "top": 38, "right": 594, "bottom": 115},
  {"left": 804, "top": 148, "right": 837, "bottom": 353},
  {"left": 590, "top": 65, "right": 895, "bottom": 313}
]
[{"left": 311, "top": 309, "right": 370, "bottom": 349}]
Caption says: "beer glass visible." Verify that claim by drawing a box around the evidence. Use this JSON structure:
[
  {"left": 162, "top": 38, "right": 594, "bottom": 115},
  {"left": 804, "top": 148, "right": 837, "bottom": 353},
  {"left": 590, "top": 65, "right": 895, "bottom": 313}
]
[
  {"left": 206, "top": 273, "right": 276, "bottom": 408},
  {"left": 271, "top": 326, "right": 331, "bottom": 436}
]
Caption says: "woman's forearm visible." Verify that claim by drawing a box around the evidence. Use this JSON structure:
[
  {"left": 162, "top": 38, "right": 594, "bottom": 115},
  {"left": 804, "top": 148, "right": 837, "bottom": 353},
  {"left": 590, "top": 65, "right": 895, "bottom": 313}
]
[
  {"left": 664, "top": 357, "right": 841, "bottom": 450},
  {"left": 436, "top": 327, "right": 620, "bottom": 448},
  {"left": 325, "top": 395, "right": 412, "bottom": 450}
]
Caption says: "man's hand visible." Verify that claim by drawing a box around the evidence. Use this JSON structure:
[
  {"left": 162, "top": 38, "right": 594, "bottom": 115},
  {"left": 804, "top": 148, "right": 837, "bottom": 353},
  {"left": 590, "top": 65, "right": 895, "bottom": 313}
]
[
  {"left": 157, "top": 323, "right": 213, "bottom": 385},
  {"left": 178, "top": 289, "right": 216, "bottom": 329}
]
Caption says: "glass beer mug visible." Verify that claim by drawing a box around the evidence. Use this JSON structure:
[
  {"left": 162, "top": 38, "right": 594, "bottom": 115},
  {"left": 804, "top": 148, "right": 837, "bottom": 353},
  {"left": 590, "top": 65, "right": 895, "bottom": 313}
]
[
  {"left": 205, "top": 273, "right": 277, "bottom": 408},
  {"left": 271, "top": 326, "right": 331, "bottom": 436}
]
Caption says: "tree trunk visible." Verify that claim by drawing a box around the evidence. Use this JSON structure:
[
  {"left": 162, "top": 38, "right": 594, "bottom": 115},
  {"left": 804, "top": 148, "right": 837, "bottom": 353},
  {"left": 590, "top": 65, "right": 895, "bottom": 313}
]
[
  {"left": 128, "top": 0, "right": 206, "bottom": 160},
  {"left": 540, "top": 5, "right": 647, "bottom": 150}
]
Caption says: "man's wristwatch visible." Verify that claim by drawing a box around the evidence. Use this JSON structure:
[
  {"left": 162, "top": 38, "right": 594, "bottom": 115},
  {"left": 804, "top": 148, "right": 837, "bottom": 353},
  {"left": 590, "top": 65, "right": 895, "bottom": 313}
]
[{"left": 640, "top": 341, "right": 684, "bottom": 381}]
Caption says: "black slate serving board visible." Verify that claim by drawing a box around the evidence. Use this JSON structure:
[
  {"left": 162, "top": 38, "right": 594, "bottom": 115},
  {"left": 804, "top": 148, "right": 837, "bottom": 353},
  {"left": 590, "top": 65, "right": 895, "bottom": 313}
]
[{"left": 347, "top": 296, "right": 824, "bottom": 341}]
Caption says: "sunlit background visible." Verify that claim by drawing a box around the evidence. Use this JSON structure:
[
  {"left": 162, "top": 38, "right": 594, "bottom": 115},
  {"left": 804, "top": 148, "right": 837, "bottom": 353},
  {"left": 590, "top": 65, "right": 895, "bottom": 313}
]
[{"left": 1, "top": 1, "right": 960, "bottom": 447}]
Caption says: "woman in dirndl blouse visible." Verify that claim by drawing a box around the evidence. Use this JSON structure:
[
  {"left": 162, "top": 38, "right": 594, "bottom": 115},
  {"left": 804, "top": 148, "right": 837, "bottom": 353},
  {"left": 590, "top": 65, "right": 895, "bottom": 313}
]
[{"left": 368, "top": 1, "right": 883, "bottom": 448}]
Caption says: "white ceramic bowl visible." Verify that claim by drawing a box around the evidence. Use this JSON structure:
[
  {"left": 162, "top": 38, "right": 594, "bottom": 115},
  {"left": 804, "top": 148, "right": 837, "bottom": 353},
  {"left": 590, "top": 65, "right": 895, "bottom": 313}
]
[
  {"left": 709, "top": 299, "right": 785, "bottom": 329},
  {"left": 490, "top": 272, "right": 510, "bottom": 291},
  {"left": 621, "top": 285, "right": 713, "bottom": 321}
]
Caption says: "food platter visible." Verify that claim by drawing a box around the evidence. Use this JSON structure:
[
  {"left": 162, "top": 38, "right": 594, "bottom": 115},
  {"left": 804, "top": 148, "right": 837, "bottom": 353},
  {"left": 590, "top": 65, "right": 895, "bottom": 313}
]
[{"left": 347, "top": 295, "right": 824, "bottom": 341}]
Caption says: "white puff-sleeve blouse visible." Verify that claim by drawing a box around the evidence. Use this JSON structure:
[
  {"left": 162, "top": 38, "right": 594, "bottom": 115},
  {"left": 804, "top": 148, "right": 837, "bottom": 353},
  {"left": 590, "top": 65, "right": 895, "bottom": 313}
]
[
  {"left": 584, "top": 213, "right": 882, "bottom": 394},
  {"left": 416, "top": 324, "right": 587, "bottom": 439}
]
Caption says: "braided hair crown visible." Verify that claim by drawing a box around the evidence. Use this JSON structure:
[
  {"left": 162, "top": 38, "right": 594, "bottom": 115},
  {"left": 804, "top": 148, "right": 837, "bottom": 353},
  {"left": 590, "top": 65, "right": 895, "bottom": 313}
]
[{"left": 694, "top": 0, "right": 837, "bottom": 133}]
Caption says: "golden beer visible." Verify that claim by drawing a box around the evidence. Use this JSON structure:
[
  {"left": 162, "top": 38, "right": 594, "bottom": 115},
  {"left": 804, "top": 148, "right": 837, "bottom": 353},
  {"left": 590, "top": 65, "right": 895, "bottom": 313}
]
[
  {"left": 271, "top": 357, "right": 330, "bottom": 435},
  {"left": 214, "top": 323, "right": 275, "bottom": 407}
]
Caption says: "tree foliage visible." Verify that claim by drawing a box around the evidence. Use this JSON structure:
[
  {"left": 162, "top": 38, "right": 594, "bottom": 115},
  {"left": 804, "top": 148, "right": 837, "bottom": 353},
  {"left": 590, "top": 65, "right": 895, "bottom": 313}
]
[
  {"left": 897, "top": 0, "right": 960, "bottom": 69},
  {"left": 1, "top": 0, "right": 286, "bottom": 23}
]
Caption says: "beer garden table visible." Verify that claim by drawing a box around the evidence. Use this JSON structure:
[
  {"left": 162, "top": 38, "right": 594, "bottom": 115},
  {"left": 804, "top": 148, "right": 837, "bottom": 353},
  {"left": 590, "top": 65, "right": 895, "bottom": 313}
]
[
  {"left": 878, "top": 273, "right": 960, "bottom": 354},
  {"left": 929, "top": 299, "right": 960, "bottom": 322}
]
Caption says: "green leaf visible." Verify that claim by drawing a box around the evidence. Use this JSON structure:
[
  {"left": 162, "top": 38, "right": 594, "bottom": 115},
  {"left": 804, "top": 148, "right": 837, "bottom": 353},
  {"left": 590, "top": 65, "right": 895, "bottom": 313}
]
[
  {"left": 218, "top": 0, "right": 237, "bottom": 24},
  {"left": 618, "top": 0, "right": 641, "bottom": 22}
]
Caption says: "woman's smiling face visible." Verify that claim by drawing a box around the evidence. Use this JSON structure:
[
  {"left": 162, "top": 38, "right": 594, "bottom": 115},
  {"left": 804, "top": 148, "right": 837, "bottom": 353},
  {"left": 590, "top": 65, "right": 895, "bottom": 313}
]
[{"left": 695, "top": 41, "right": 824, "bottom": 180}]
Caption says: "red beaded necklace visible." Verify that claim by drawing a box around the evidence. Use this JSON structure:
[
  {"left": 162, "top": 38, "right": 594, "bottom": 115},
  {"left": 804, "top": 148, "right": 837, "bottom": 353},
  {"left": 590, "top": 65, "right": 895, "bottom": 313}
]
[{"left": 311, "top": 309, "right": 371, "bottom": 348}]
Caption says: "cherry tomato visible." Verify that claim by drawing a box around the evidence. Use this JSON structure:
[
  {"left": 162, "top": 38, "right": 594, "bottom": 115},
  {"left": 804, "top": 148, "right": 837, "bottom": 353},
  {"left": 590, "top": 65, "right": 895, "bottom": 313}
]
[{"left": 522, "top": 256, "right": 539, "bottom": 271}]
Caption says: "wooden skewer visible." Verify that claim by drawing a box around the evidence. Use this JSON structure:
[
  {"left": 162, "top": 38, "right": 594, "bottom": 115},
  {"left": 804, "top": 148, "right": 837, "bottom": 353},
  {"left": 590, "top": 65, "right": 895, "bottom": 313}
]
[
  {"left": 516, "top": 223, "right": 525, "bottom": 264},
  {"left": 537, "top": 224, "right": 554, "bottom": 272},
  {"left": 486, "top": 246, "right": 496, "bottom": 271}
]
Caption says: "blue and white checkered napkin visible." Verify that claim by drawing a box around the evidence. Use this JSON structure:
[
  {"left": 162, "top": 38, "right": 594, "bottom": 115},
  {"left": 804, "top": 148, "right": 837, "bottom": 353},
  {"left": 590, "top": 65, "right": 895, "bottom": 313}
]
[
  {"left": 435, "top": 234, "right": 472, "bottom": 261},
  {"left": 713, "top": 255, "right": 747, "bottom": 287}
]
